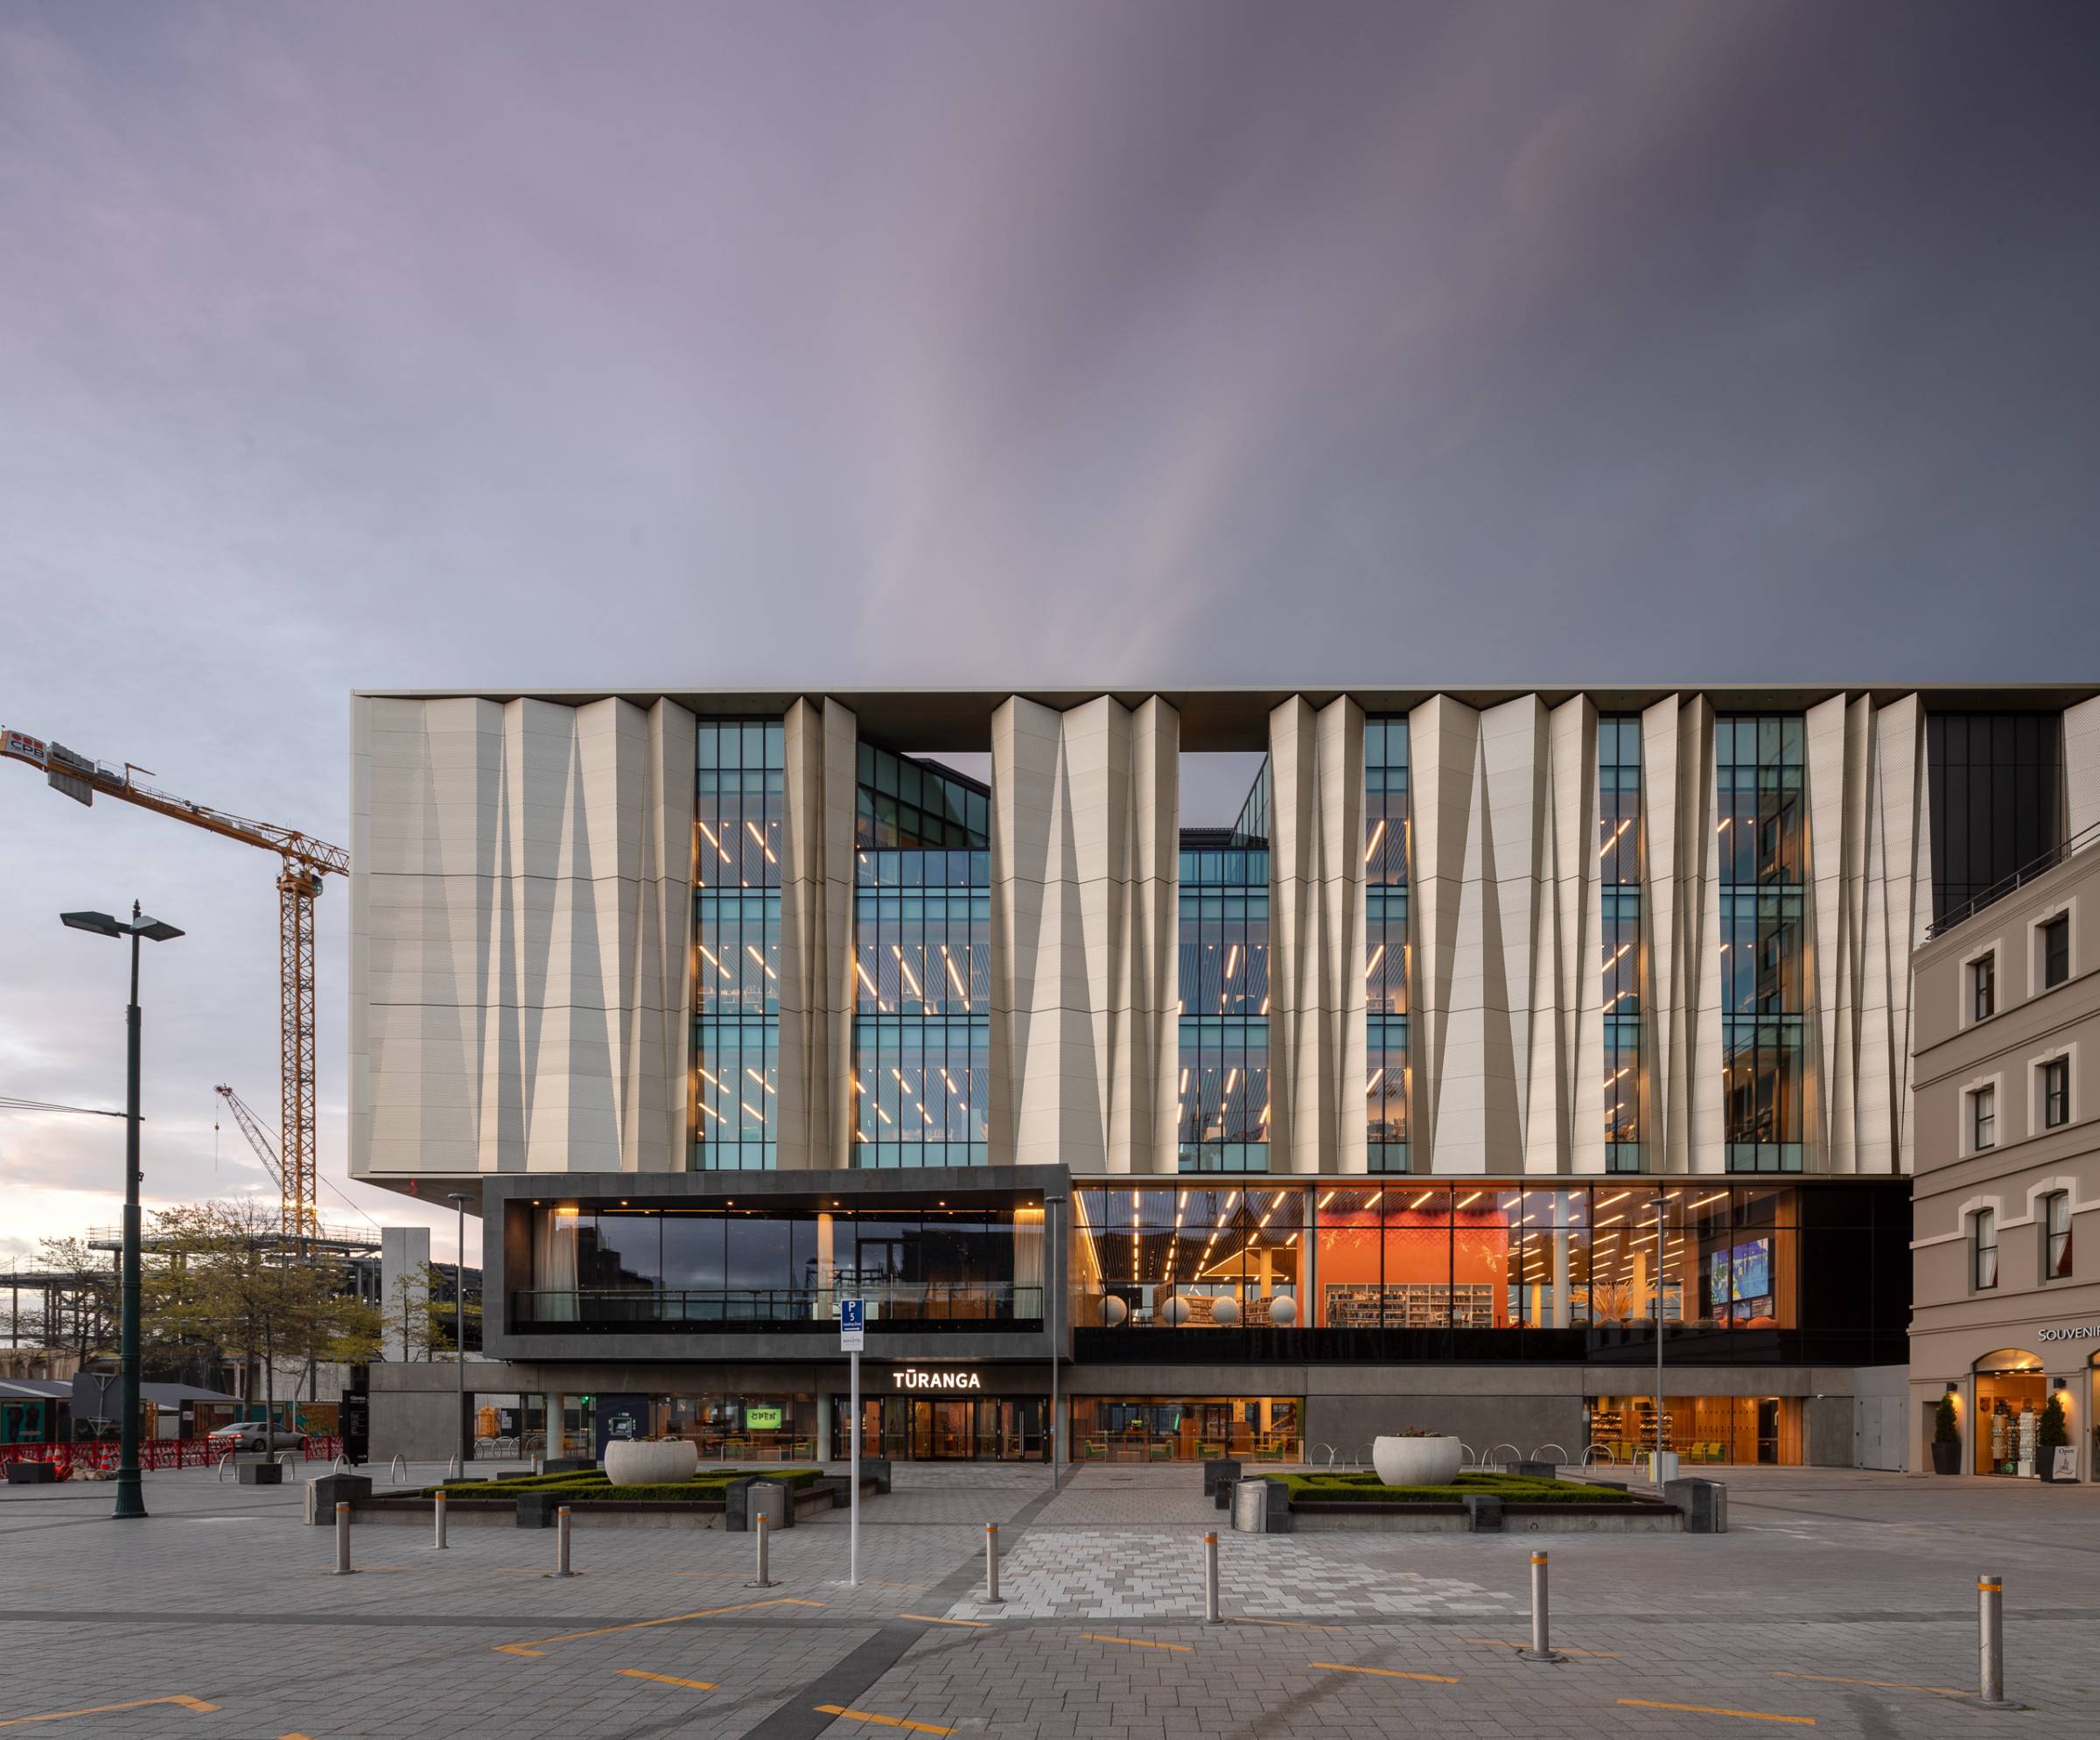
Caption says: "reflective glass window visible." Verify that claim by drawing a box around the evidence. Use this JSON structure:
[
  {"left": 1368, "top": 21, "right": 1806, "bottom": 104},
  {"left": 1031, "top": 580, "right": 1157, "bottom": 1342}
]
[{"left": 1365, "top": 719, "right": 1411, "bottom": 1171}]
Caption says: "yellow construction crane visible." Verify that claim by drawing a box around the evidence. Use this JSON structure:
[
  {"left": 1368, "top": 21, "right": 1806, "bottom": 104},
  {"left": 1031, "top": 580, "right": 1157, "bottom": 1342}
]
[{"left": 3, "top": 725, "right": 346, "bottom": 1237}]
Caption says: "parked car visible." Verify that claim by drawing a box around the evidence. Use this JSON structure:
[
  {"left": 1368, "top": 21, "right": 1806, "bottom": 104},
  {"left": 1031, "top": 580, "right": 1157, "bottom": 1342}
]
[{"left": 206, "top": 1421, "right": 305, "bottom": 1455}]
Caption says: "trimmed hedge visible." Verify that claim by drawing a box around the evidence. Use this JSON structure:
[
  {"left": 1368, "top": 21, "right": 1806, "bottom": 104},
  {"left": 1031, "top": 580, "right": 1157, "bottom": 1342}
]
[
  {"left": 421, "top": 1467, "right": 822, "bottom": 1501},
  {"left": 1278, "top": 1470, "right": 1632, "bottom": 1505}
]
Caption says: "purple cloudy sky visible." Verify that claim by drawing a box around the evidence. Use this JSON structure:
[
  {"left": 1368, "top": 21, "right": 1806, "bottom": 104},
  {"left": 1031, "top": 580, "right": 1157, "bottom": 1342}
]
[{"left": 3, "top": 1, "right": 2097, "bottom": 1265}]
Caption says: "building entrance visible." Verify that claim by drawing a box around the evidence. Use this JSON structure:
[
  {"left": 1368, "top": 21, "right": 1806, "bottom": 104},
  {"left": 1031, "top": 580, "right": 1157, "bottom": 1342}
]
[{"left": 832, "top": 1395, "right": 1046, "bottom": 1461}]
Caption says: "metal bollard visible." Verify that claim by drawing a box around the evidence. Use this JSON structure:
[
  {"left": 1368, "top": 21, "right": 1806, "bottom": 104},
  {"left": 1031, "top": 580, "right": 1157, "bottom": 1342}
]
[
  {"left": 747, "top": 1512, "right": 774, "bottom": 1589},
  {"left": 555, "top": 1505, "right": 573, "bottom": 1578},
  {"left": 433, "top": 1489, "right": 448, "bottom": 1550},
  {"left": 1519, "top": 1551, "right": 1563, "bottom": 1662},
  {"left": 333, "top": 1501, "right": 355, "bottom": 1575},
  {"left": 1202, "top": 1531, "right": 1221, "bottom": 1624},
  {"left": 1975, "top": 1572, "right": 2020, "bottom": 1708},
  {"left": 984, "top": 1523, "right": 1002, "bottom": 1603}
]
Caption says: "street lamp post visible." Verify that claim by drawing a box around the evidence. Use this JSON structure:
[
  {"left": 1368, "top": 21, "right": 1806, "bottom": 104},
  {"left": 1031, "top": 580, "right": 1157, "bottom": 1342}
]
[
  {"left": 61, "top": 902, "right": 184, "bottom": 1523},
  {"left": 447, "top": 1192, "right": 470, "bottom": 1470},
  {"left": 1043, "top": 1190, "right": 1067, "bottom": 1490}
]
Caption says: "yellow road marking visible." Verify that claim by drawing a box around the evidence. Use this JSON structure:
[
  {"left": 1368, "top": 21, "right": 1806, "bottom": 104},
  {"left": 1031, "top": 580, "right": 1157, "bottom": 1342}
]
[
  {"left": 1773, "top": 1670, "right": 1964, "bottom": 1697},
  {"left": 813, "top": 1704, "right": 953, "bottom": 1734},
  {"left": 899, "top": 1613, "right": 990, "bottom": 1627},
  {"left": 494, "top": 1596, "right": 825, "bottom": 1656},
  {"left": 0, "top": 1694, "right": 220, "bottom": 1729},
  {"left": 1081, "top": 1633, "right": 1192, "bottom": 1652},
  {"left": 1312, "top": 1661, "right": 1460, "bottom": 1685},
  {"left": 1618, "top": 1699, "right": 1813, "bottom": 1725},
  {"left": 1461, "top": 1636, "right": 1620, "bottom": 1659},
  {"left": 616, "top": 1669, "right": 719, "bottom": 1690}
]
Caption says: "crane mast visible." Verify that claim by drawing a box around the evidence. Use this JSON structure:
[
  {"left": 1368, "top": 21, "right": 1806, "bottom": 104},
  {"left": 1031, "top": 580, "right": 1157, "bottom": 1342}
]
[{"left": 4, "top": 726, "right": 343, "bottom": 1237}]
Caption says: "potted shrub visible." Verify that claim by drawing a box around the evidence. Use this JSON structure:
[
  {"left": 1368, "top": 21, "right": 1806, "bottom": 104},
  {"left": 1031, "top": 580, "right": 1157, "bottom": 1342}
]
[
  {"left": 2038, "top": 1393, "right": 2069, "bottom": 1483},
  {"left": 1930, "top": 1394, "right": 1962, "bottom": 1475},
  {"left": 1372, "top": 1428, "right": 1463, "bottom": 1487}
]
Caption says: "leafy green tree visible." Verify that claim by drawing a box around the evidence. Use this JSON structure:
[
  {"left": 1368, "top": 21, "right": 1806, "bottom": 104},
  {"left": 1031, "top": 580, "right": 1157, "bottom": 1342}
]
[{"left": 144, "top": 1202, "right": 379, "bottom": 1428}]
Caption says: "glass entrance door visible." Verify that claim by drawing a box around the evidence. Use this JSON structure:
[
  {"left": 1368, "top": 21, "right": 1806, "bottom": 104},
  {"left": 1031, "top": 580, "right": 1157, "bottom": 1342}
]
[{"left": 912, "top": 1400, "right": 975, "bottom": 1459}]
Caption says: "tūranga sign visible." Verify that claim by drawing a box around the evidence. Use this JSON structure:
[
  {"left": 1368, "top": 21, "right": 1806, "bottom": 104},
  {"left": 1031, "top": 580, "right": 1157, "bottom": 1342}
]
[{"left": 890, "top": 1367, "right": 983, "bottom": 1391}]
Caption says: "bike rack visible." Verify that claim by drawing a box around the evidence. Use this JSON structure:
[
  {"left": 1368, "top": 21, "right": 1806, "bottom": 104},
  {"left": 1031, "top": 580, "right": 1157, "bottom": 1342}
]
[
  {"left": 276, "top": 1450, "right": 300, "bottom": 1480},
  {"left": 389, "top": 1454, "right": 408, "bottom": 1484},
  {"left": 332, "top": 1455, "right": 350, "bottom": 1474},
  {"left": 1530, "top": 1442, "right": 1571, "bottom": 1468},
  {"left": 1460, "top": 1442, "right": 1481, "bottom": 1469},
  {"left": 216, "top": 1446, "right": 239, "bottom": 1482},
  {"left": 1487, "top": 1442, "right": 1522, "bottom": 1471},
  {"left": 1581, "top": 1442, "right": 1616, "bottom": 1466}
]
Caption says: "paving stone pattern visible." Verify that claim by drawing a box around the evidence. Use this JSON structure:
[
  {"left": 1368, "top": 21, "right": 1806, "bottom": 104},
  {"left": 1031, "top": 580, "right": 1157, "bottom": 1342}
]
[
  {"left": 4, "top": 1458, "right": 2098, "bottom": 1738},
  {"left": 947, "top": 1527, "right": 1515, "bottom": 1620}
]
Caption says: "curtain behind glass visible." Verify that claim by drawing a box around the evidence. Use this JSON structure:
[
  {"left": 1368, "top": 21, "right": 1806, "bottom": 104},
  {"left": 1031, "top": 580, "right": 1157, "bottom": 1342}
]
[{"left": 535, "top": 1210, "right": 578, "bottom": 1320}]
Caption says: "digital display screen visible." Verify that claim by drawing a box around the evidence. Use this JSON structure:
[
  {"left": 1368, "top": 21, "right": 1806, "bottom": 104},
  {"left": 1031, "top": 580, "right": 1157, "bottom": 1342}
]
[
  {"left": 745, "top": 1406, "right": 784, "bottom": 1432},
  {"left": 1711, "top": 1238, "right": 1773, "bottom": 1312}
]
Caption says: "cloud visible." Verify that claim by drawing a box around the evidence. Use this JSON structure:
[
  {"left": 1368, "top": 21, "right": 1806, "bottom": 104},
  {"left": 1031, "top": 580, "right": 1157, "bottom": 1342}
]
[{"left": 3, "top": 0, "right": 2098, "bottom": 1248}]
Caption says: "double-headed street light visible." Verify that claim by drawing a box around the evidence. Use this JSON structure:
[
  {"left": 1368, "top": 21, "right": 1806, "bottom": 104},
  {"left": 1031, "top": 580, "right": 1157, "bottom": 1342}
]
[{"left": 61, "top": 902, "right": 184, "bottom": 1523}]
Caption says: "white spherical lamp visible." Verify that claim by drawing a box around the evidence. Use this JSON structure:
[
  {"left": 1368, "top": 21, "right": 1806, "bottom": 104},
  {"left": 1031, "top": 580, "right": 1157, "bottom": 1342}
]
[
  {"left": 1210, "top": 1295, "right": 1241, "bottom": 1328},
  {"left": 1159, "top": 1294, "right": 1192, "bottom": 1328},
  {"left": 1266, "top": 1295, "right": 1298, "bottom": 1326},
  {"left": 1101, "top": 1294, "right": 1128, "bottom": 1327}
]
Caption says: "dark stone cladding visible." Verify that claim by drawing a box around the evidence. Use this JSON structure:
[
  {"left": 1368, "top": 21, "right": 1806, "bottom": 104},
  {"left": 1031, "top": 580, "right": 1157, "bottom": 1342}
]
[{"left": 480, "top": 1164, "right": 1067, "bottom": 1366}]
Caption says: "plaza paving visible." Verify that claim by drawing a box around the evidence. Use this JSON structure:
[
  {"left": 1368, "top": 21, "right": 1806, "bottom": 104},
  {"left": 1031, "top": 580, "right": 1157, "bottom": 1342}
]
[{"left": 3, "top": 1459, "right": 2096, "bottom": 1738}]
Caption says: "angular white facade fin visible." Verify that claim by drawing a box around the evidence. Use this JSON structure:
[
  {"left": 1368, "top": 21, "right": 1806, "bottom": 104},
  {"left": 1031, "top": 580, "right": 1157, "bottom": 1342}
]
[
  {"left": 1805, "top": 692, "right": 1924, "bottom": 1177},
  {"left": 1642, "top": 694, "right": 1720, "bottom": 1175},
  {"left": 2068, "top": 697, "right": 2100, "bottom": 843},
  {"left": 351, "top": 694, "right": 695, "bottom": 1179},
  {"left": 989, "top": 696, "right": 1178, "bottom": 1174},
  {"left": 778, "top": 698, "right": 858, "bottom": 1170},
  {"left": 1407, "top": 695, "right": 1480, "bottom": 1171},
  {"left": 1268, "top": 696, "right": 1367, "bottom": 1175},
  {"left": 1530, "top": 698, "right": 1603, "bottom": 1175}
]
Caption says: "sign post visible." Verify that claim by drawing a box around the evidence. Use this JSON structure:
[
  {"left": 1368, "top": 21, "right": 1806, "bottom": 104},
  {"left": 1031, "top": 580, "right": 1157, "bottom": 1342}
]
[{"left": 840, "top": 1296, "right": 864, "bottom": 1587}]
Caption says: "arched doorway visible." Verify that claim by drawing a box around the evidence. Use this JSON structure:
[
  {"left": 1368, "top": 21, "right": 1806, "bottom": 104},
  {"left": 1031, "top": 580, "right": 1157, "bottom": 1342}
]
[{"left": 1973, "top": 1349, "right": 2045, "bottom": 1477}]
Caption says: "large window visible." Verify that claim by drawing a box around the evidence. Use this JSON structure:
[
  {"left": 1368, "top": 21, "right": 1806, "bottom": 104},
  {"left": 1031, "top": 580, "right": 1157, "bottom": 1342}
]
[
  {"left": 1927, "top": 712, "right": 2064, "bottom": 924},
  {"left": 1973, "top": 1208, "right": 1998, "bottom": 1290},
  {"left": 1970, "top": 1085, "right": 1997, "bottom": 1152},
  {"left": 852, "top": 745, "right": 990, "bottom": 1168},
  {"left": 1178, "top": 796, "right": 1270, "bottom": 1174},
  {"left": 1718, "top": 716, "right": 1807, "bottom": 1172},
  {"left": 1364, "top": 719, "right": 1410, "bottom": 1172},
  {"left": 2042, "top": 913, "right": 2071, "bottom": 989},
  {"left": 522, "top": 1203, "right": 1043, "bottom": 1328},
  {"left": 2041, "top": 1056, "right": 2070, "bottom": 1130},
  {"left": 2044, "top": 1191, "right": 2073, "bottom": 1280},
  {"left": 1600, "top": 717, "right": 1645, "bottom": 1172},
  {"left": 1972, "top": 954, "right": 1997, "bottom": 1022},
  {"left": 694, "top": 720, "right": 783, "bottom": 1169}
]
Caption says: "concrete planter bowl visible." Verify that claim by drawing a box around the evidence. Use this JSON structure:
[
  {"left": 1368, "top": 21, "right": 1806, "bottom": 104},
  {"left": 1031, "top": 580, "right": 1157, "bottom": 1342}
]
[
  {"left": 1372, "top": 1435, "right": 1464, "bottom": 1487},
  {"left": 602, "top": 1439, "right": 699, "bottom": 1487}
]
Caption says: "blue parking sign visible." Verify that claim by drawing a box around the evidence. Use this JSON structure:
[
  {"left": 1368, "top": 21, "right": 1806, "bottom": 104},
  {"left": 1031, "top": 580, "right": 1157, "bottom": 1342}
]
[{"left": 840, "top": 1297, "right": 864, "bottom": 1350}]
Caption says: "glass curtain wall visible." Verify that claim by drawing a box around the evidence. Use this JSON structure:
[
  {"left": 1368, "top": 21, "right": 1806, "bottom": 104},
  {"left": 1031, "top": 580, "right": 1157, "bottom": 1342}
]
[
  {"left": 1364, "top": 719, "right": 1411, "bottom": 1173},
  {"left": 1178, "top": 799, "right": 1270, "bottom": 1173},
  {"left": 1926, "top": 713, "right": 2066, "bottom": 923},
  {"left": 1718, "top": 716, "right": 1808, "bottom": 1172},
  {"left": 523, "top": 1203, "right": 1041, "bottom": 1327},
  {"left": 693, "top": 720, "right": 783, "bottom": 1169},
  {"left": 851, "top": 746, "right": 990, "bottom": 1166},
  {"left": 1078, "top": 1182, "right": 1824, "bottom": 1341},
  {"left": 1600, "top": 717, "right": 1644, "bottom": 1171}
]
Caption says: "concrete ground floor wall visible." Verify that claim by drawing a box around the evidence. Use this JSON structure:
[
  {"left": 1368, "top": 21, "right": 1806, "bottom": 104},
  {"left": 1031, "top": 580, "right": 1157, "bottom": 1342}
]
[{"left": 368, "top": 1356, "right": 1881, "bottom": 1469}]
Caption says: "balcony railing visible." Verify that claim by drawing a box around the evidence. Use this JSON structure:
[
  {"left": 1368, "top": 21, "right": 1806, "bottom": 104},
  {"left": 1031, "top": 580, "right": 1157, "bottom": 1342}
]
[
  {"left": 1926, "top": 816, "right": 2100, "bottom": 939},
  {"left": 509, "top": 1281, "right": 1043, "bottom": 1331}
]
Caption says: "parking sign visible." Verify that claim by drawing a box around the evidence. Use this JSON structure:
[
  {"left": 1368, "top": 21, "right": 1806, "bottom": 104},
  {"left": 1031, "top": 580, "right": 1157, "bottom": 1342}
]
[{"left": 839, "top": 1297, "right": 864, "bottom": 1351}]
